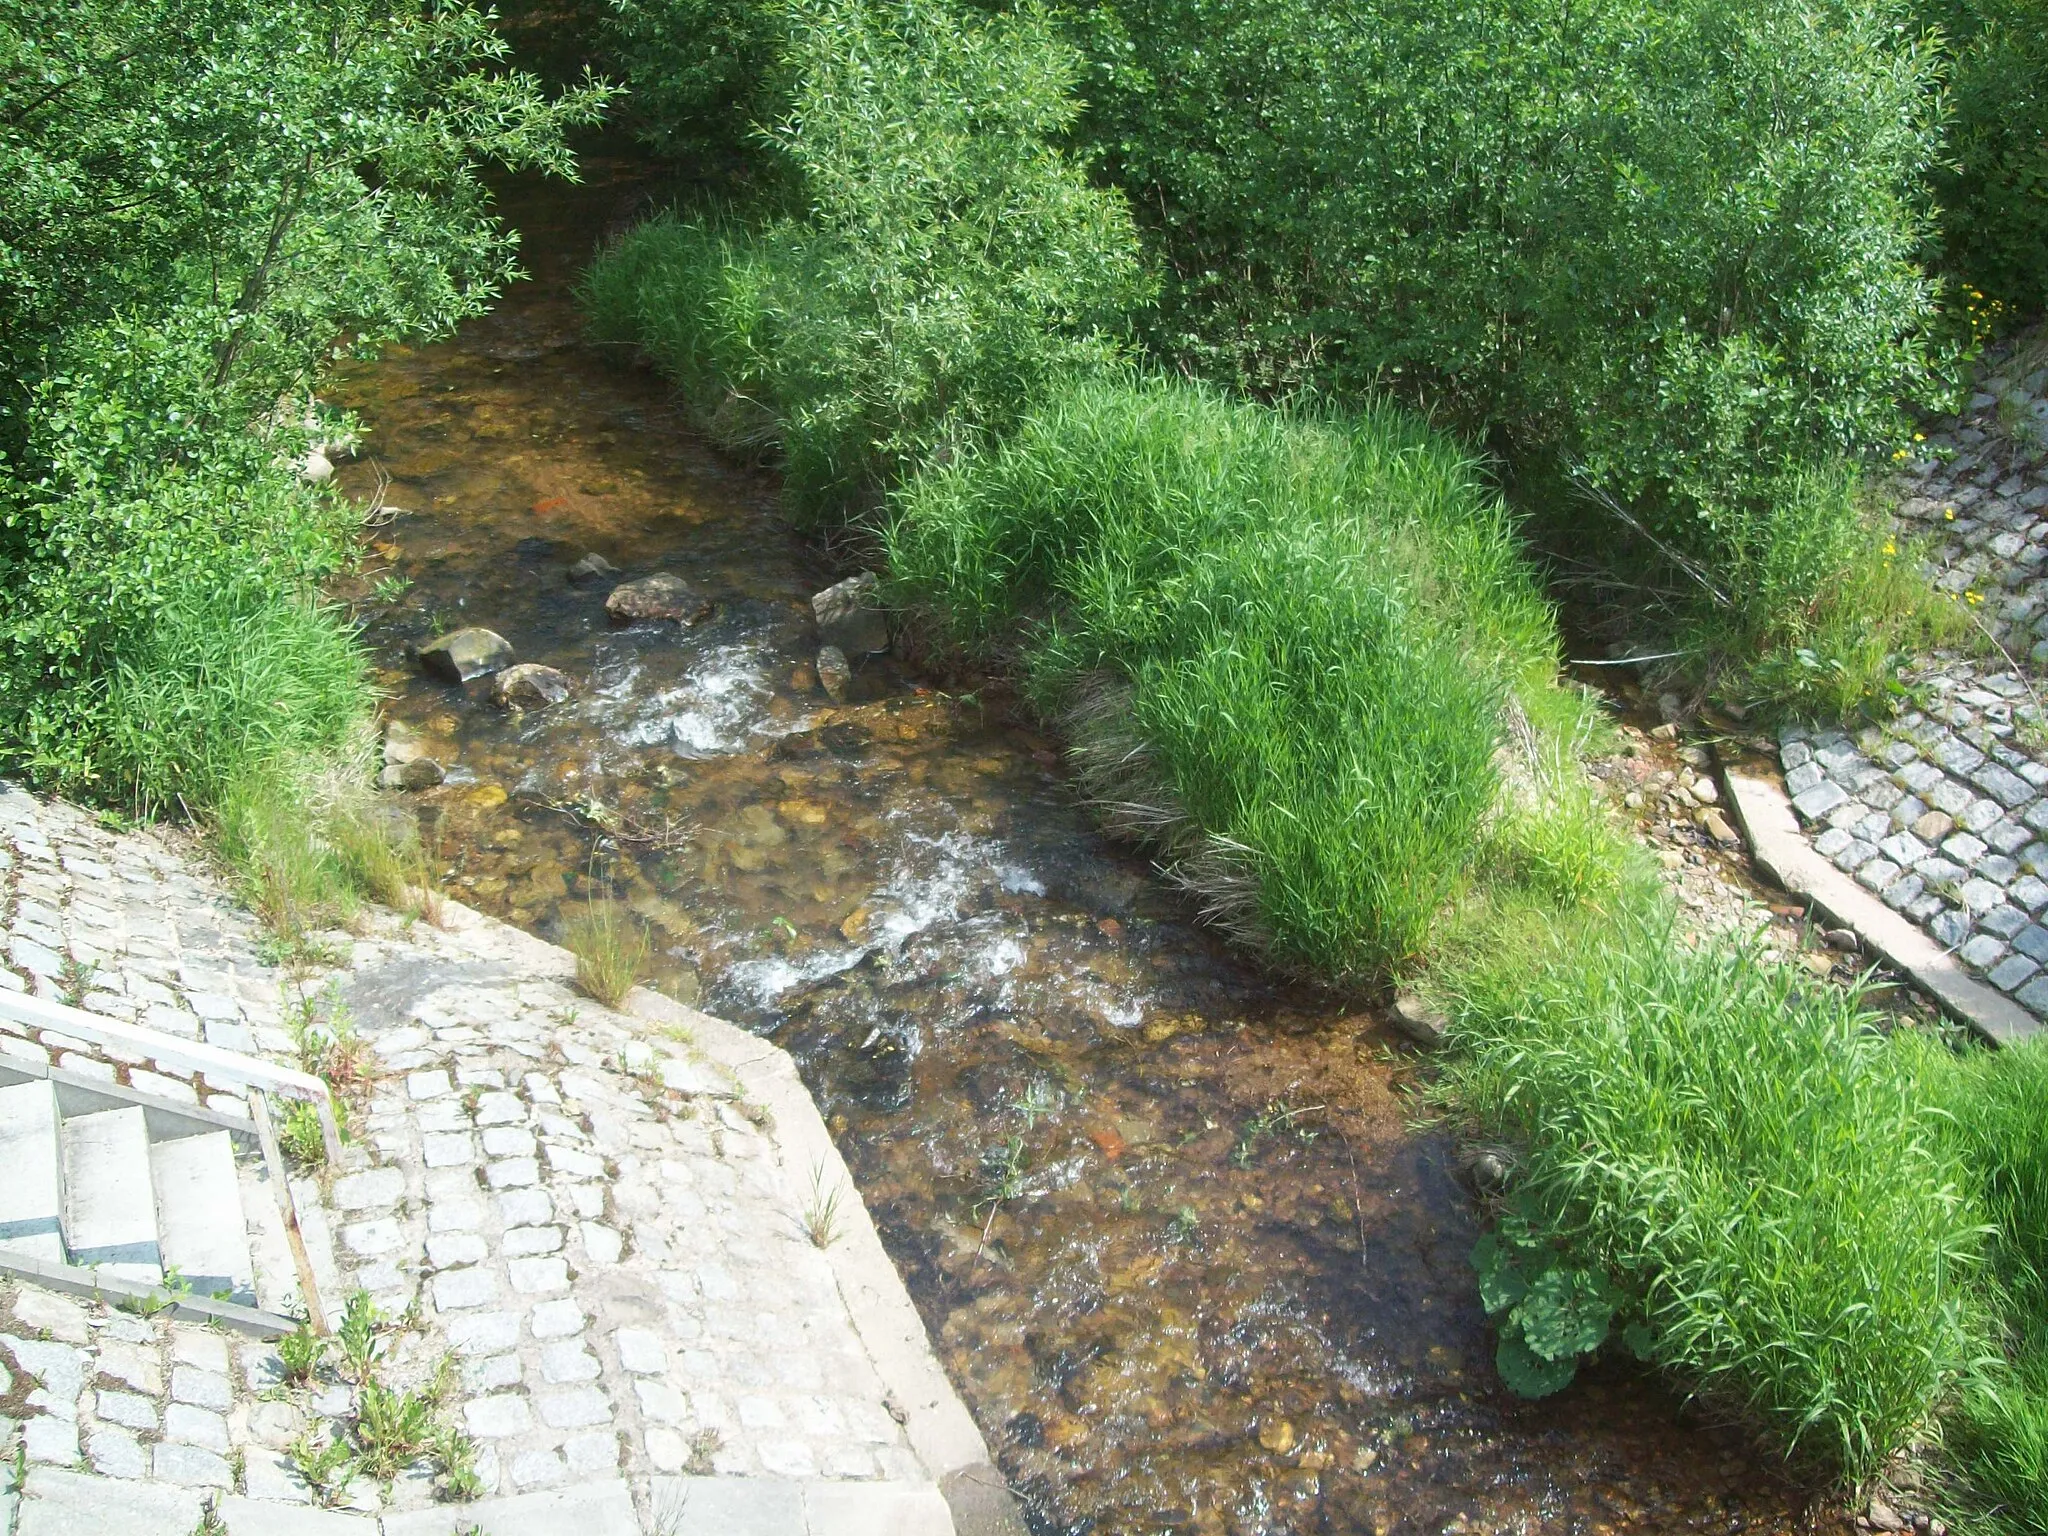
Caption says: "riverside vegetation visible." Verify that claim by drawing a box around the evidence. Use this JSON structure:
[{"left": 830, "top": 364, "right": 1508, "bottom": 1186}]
[
  {"left": 0, "top": 0, "right": 611, "bottom": 935},
  {"left": 11, "top": 0, "right": 2048, "bottom": 1524},
  {"left": 579, "top": 0, "right": 2048, "bottom": 1520}
]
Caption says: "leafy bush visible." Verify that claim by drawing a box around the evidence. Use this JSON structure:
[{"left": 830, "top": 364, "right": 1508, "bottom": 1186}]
[
  {"left": 1435, "top": 905, "right": 1985, "bottom": 1478},
  {"left": 0, "top": 0, "right": 610, "bottom": 818},
  {"left": 1062, "top": 0, "right": 1947, "bottom": 685},
  {"left": 886, "top": 373, "right": 1593, "bottom": 973},
  {"left": 1919, "top": 0, "right": 2048, "bottom": 314},
  {"left": 604, "top": 0, "right": 786, "bottom": 163},
  {"left": 582, "top": 0, "right": 1148, "bottom": 515}
]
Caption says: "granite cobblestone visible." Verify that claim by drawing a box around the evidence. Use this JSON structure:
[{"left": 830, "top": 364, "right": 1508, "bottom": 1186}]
[
  {"left": 0, "top": 777, "right": 941, "bottom": 1527},
  {"left": 1779, "top": 332, "right": 2048, "bottom": 1019}
]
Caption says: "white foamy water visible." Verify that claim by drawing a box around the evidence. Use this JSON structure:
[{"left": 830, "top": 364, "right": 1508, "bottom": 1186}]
[{"left": 574, "top": 635, "right": 813, "bottom": 758}]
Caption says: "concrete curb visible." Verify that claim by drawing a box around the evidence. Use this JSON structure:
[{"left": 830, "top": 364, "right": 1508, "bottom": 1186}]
[
  {"left": 1723, "top": 766, "right": 2043, "bottom": 1045},
  {"left": 403, "top": 901, "right": 1026, "bottom": 1530},
  {"left": 625, "top": 989, "right": 1028, "bottom": 1536}
]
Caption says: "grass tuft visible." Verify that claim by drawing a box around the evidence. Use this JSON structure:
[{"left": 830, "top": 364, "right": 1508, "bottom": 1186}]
[{"left": 563, "top": 895, "right": 652, "bottom": 1007}]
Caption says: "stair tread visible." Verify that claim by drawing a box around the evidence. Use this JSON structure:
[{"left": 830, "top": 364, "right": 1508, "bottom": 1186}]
[
  {"left": 61, "top": 1106, "right": 162, "bottom": 1283},
  {"left": 151, "top": 1131, "right": 256, "bottom": 1304},
  {"left": 0, "top": 1079, "right": 64, "bottom": 1266}
]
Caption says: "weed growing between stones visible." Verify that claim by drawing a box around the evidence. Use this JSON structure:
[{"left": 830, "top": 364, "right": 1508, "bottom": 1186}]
[
  {"left": 800, "top": 1164, "right": 847, "bottom": 1249},
  {"left": 277, "top": 1289, "right": 480, "bottom": 1506},
  {"left": 564, "top": 893, "right": 651, "bottom": 1006}
]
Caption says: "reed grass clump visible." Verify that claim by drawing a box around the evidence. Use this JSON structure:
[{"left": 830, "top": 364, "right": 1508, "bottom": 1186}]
[
  {"left": 886, "top": 372, "right": 1590, "bottom": 974},
  {"left": 563, "top": 896, "right": 653, "bottom": 1007},
  {"left": 1433, "top": 900, "right": 1987, "bottom": 1480}
]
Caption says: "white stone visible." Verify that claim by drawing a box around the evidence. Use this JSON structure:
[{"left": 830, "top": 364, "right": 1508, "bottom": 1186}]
[
  {"left": 475, "top": 1092, "right": 526, "bottom": 1126},
  {"left": 482, "top": 1126, "right": 537, "bottom": 1159},
  {"left": 508, "top": 1257, "right": 569, "bottom": 1295},
  {"left": 634, "top": 1379, "right": 690, "bottom": 1426},
  {"left": 540, "top": 1342, "right": 601, "bottom": 1385},
  {"left": 422, "top": 1132, "right": 476, "bottom": 1168},
  {"left": 11, "top": 1288, "right": 87, "bottom": 1343},
  {"left": 464, "top": 1394, "right": 533, "bottom": 1438},
  {"left": 24, "top": 1414, "right": 79, "bottom": 1464},
  {"left": 341, "top": 1217, "right": 405, "bottom": 1256},
  {"left": 502, "top": 1225, "right": 562, "bottom": 1258},
  {"left": 95, "top": 1340, "right": 162, "bottom": 1396},
  {"left": 499, "top": 1189, "right": 552, "bottom": 1226},
  {"left": 616, "top": 1328, "right": 667, "bottom": 1376},
  {"left": 446, "top": 1311, "right": 520, "bottom": 1357},
  {"left": 463, "top": 1354, "right": 522, "bottom": 1392},
  {"left": 171, "top": 1365, "right": 233, "bottom": 1411},
  {"left": 486, "top": 1157, "right": 539, "bottom": 1189},
  {"left": 644, "top": 1425, "right": 687, "bottom": 1473},
  {"left": 164, "top": 1402, "right": 231, "bottom": 1452},
  {"left": 331, "top": 1167, "right": 404, "bottom": 1212},
  {"left": 529, "top": 1299, "right": 585, "bottom": 1340},
  {"left": 562, "top": 1430, "right": 619, "bottom": 1477},
  {"left": 153, "top": 1441, "right": 233, "bottom": 1487},
  {"left": 508, "top": 1448, "right": 565, "bottom": 1488},
  {"left": 432, "top": 1267, "right": 500, "bottom": 1311},
  {"left": 427, "top": 1232, "right": 488, "bottom": 1268},
  {"left": 538, "top": 1387, "right": 612, "bottom": 1429},
  {"left": 86, "top": 1424, "right": 149, "bottom": 1479},
  {"left": 407, "top": 1069, "right": 453, "bottom": 1100},
  {"left": 94, "top": 1389, "right": 158, "bottom": 1431}
]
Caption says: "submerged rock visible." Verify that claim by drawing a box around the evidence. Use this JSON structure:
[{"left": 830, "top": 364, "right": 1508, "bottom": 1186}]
[
  {"left": 417, "top": 627, "right": 514, "bottom": 684},
  {"left": 568, "top": 552, "right": 619, "bottom": 585},
  {"left": 606, "top": 572, "right": 711, "bottom": 625},
  {"left": 816, "top": 645, "right": 852, "bottom": 703},
  {"left": 488, "top": 663, "right": 576, "bottom": 709},
  {"left": 380, "top": 756, "right": 444, "bottom": 791},
  {"left": 383, "top": 719, "right": 429, "bottom": 767},
  {"left": 812, "top": 570, "right": 889, "bottom": 657}
]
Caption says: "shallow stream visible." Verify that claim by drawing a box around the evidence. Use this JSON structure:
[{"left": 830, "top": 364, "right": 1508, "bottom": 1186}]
[{"left": 333, "top": 167, "right": 1814, "bottom": 1535}]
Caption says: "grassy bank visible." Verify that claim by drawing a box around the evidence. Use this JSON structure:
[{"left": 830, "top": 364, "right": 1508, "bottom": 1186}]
[
  {"left": 884, "top": 372, "right": 1607, "bottom": 974},
  {"left": 573, "top": 0, "right": 2048, "bottom": 1505},
  {"left": 0, "top": 1, "right": 609, "bottom": 931}
]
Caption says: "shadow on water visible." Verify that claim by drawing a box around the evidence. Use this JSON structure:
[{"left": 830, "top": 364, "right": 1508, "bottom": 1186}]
[{"left": 332, "top": 164, "right": 1821, "bottom": 1535}]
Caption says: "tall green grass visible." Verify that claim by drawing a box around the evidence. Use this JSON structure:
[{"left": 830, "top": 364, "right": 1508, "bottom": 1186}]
[
  {"left": 886, "top": 372, "right": 1601, "bottom": 973},
  {"left": 1923, "top": 1041, "right": 2048, "bottom": 1530},
  {"left": 1434, "top": 902, "right": 1988, "bottom": 1480}
]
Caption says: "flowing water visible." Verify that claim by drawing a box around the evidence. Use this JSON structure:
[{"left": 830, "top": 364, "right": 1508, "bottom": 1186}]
[{"left": 333, "top": 166, "right": 1816, "bottom": 1535}]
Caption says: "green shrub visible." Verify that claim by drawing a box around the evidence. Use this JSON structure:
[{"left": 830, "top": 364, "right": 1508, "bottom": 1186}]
[
  {"left": 1435, "top": 906, "right": 1985, "bottom": 1479},
  {"left": 603, "top": 0, "right": 786, "bottom": 163},
  {"left": 1919, "top": 0, "right": 2048, "bottom": 314},
  {"left": 0, "top": 0, "right": 610, "bottom": 819},
  {"left": 886, "top": 372, "right": 1590, "bottom": 972},
  {"left": 581, "top": 0, "right": 1148, "bottom": 515},
  {"left": 1059, "top": 0, "right": 1946, "bottom": 687}
]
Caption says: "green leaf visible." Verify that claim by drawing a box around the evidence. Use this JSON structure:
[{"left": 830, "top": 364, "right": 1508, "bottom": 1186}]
[
  {"left": 1494, "top": 1323, "right": 1578, "bottom": 1398},
  {"left": 1514, "top": 1266, "right": 1617, "bottom": 1362},
  {"left": 1621, "top": 1321, "right": 1656, "bottom": 1362},
  {"left": 1471, "top": 1232, "right": 1529, "bottom": 1316}
]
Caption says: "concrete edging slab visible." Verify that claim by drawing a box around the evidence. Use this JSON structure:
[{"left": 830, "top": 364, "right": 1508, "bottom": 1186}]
[
  {"left": 626, "top": 989, "right": 1029, "bottom": 1536},
  {"left": 1722, "top": 766, "right": 2042, "bottom": 1045}
]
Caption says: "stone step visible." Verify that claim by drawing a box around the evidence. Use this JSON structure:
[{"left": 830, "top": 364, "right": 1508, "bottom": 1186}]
[
  {"left": 381, "top": 1479, "right": 644, "bottom": 1535},
  {"left": 150, "top": 1129, "right": 255, "bottom": 1303},
  {"left": 0, "top": 1078, "right": 65, "bottom": 1265},
  {"left": 16, "top": 1466, "right": 203, "bottom": 1536},
  {"left": 60, "top": 1105, "right": 162, "bottom": 1282}
]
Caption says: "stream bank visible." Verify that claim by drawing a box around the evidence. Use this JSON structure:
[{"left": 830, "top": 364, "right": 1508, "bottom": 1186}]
[{"left": 331, "top": 165, "right": 1819, "bottom": 1536}]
